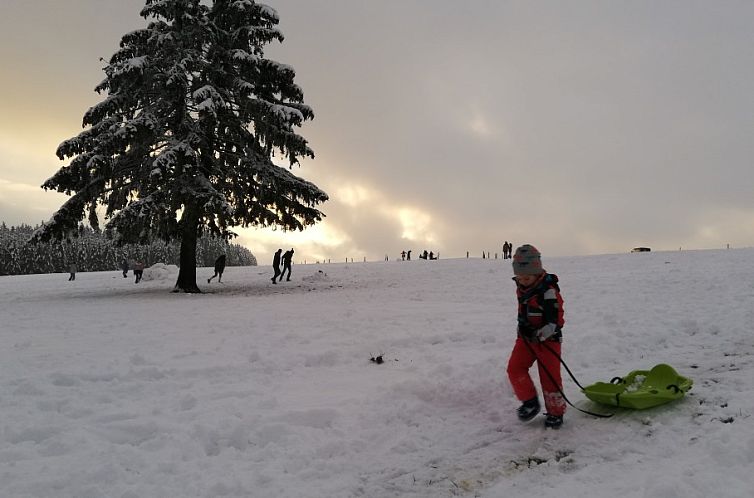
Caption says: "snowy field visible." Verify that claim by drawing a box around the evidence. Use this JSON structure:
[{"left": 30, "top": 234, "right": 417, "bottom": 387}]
[{"left": 2, "top": 249, "right": 753, "bottom": 498}]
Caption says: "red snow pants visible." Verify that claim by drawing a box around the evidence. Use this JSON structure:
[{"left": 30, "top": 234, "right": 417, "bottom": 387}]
[{"left": 507, "top": 337, "right": 566, "bottom": 417}]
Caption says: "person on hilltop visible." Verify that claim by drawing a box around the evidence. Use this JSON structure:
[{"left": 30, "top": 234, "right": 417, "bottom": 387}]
[
  {"left": 68, "top": 262, "right": 77, "bottom": 281},
  {"left": 280, "top": 249, "right": 295, "bottom": 282},
  {"left": 506, "top": 244, "right": 566, "bottom": 429},
  {"left": 121, "top": 257, "right": 129, "bottom": 277},
  {"left": 271, "top": 249, "right": 282, "bottom": 284},
  {"left": 207, "top": 254, "right": 226, "bottom": 283}
]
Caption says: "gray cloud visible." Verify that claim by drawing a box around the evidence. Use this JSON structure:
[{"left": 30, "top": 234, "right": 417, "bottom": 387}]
[{"left": 2, "top": 1, "right": 753, "bottom": 264}]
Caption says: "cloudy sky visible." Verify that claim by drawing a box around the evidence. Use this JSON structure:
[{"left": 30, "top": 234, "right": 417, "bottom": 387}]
[{"left": 1, "top": 1, "right": 753, "bottom": 264}]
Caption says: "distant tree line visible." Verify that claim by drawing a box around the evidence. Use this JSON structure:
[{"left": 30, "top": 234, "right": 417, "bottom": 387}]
[{"left": 0, "top": 223, "right": 256, "bottom": 276}]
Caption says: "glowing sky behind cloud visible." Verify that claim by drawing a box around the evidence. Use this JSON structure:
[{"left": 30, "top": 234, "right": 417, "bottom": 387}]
[{"left": 1, "top": 0, "right": 753, "bottom": 265}]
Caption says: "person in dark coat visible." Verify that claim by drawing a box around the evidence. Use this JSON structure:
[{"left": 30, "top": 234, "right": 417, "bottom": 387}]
[
  {"left": 133, "top": 261, "right": 144, "bottom": 283},
  {"left": 121, "top": 258, "right": 129, "bottom": 277},
  {"left": 271, "top": 249, "right": 282, "bottom": 284},
  {"left": 280, "top": 249, "right": 294, "bottom": 281},
  {"left": 208, "top": 254, "right": 226, "bottom": 283},
  {"left": 68, "top": 263, "right": 77, "bottom": 281}
]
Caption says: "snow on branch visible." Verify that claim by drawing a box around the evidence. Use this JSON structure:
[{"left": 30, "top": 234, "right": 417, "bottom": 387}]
[
  {"left": 230, "top": 49, "right": 260, "bottom": 63},
  {"left": 108, "top": 56, "right": 149, "bottom": 81},
  {"left": 233, "top": 77, "right": 256, "bottom": 95},
  {"left": 83, "top": 95, "right": 126, "bottom": 126},
  {"left": 264, "top": 59, "right": 294, "bottom": 75},
  {"left": 194, "top": 175, "right": 234, "bottom": 217},
  {"left": 269, "top": 103, "right": 304, "bottom": 122},
  {"left": 151, "top": 141, "right": 198, "bottom": 176},
  {"left": 30, "top": 195, "right": 87, "bottom": 243},
  {"left": 256, "top": 3, "right": 279, "bottom": 21},
  {"left": 106, "top": 193, "right": 168, "bottom": 242},
  {"left": 231, "top": 0, "right": 279, "bottom": 22},
  {"left": 192, "top": 85, "right": 226, "bottom": 117},
  {"left": 192, "top": 85, "right": 221, "bottom": 102},
  {"left": 30, "top": 173, "right": 108, "bottom": 243},
  {"left": 246, "top": 159, "right": 328, "bottom": 206}
]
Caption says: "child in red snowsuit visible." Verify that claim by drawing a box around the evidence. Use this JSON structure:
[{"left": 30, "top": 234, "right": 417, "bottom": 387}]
[{"left": 506, "top": 244, "right": 566, "bottom": 429}]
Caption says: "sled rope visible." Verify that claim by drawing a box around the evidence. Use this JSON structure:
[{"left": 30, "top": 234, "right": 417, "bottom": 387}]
[
  {"left": 540, "top": 341, "right": 589, "bottom": 391},
  {"left": 522, "top": 339, "right": 614, "bottom": 419}
]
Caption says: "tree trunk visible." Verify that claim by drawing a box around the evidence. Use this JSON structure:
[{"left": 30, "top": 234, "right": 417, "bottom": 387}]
[{"left": 174, "top": 203, "right": 201, "bottom": 293}]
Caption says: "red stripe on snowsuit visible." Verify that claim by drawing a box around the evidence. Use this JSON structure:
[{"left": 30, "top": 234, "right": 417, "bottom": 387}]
[{"left": 507, "top": 337, "right": 566, "bottom": 416}]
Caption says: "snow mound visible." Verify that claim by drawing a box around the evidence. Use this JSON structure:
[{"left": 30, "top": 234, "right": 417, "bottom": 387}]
[
  {"left": 302, "top": 270, "right": 329, "bottom": 283},
  {"left": 141, "top": 263, "right": 178, "bottom": 281}
]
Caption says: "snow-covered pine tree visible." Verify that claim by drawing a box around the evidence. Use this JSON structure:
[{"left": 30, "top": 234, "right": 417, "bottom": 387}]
[{"left": 32, "top": 0, "right": 327, "bottom": 292}]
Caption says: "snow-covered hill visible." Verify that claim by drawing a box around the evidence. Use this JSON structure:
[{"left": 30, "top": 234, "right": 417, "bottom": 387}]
[{"left": 2, "top": 249, "right": 752, "bottom": 497}]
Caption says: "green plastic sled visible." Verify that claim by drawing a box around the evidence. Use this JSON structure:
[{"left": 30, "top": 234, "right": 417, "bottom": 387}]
[{"left": 582, "top": 364, "right": 693, "bottom": 409}]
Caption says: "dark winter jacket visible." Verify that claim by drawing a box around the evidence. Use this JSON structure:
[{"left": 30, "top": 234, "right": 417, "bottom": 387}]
[
  {"left": 272, "top": 250, "right": 282, "bottom": 268},
  {"left": 514, "top": 273, "right": 564, "bottom": 342},
  {"left": 214, "top": 255, "right": 226, "bottom": 272},
  {"left": 282, "top": 250, "right": 294, "bottom": 267}
]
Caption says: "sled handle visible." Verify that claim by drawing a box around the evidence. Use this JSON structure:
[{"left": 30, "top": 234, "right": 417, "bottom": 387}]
[
  {"left": 610, "top": 376, "right": 624, "bottom": 384},
  {"left": 666, "top": 384, "right": 681, "bottom": 394}
]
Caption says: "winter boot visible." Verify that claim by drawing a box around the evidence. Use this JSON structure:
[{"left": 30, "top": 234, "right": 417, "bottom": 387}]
[
  {"left": 517, "top": 397, "right": 540, "bottom": 421},
  {"left": 544, "top": 414, "right": 563, "bottom": 429}
]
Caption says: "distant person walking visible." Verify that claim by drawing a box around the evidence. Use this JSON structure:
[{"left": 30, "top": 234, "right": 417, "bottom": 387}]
[
  {"left": 407, "top": 250, "right": 411, "bottom": 261},
  {"left": 208, "top": 254, "right": 226, "bottom": 283},
  {"left": 68, "top": 263, "right": 77, "bottom": 281},
  {"left": 401, "top": 250, "right": 406, "bottom": 261},
  {"left": 271, "top": 249, "right": 282, "bottom": 284},
  {"left": 121, "top": 258, "right": 129, "bottom": 277},
  {"left": 504, "top": 241, "right": 513, "bottom": 259},
  {"left": 280, "top": 249, "right": 294, "bottom": 282},
  {"left": 133, "top": 261, "right": 144, "bottom": 283}
]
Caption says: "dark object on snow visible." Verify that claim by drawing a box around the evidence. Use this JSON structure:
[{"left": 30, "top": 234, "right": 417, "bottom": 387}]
[
  {"left": 370, "top": 354, "right": 384, "bottom": 365},
  {"left": 544, "top": 414, "right": 563, "bottom": 429},
  {"left": 631, "top": 247, "right": 651, "bottom": 252},
  {"left": 517, "top": 397, "right": 540, "bottom": 421}
]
